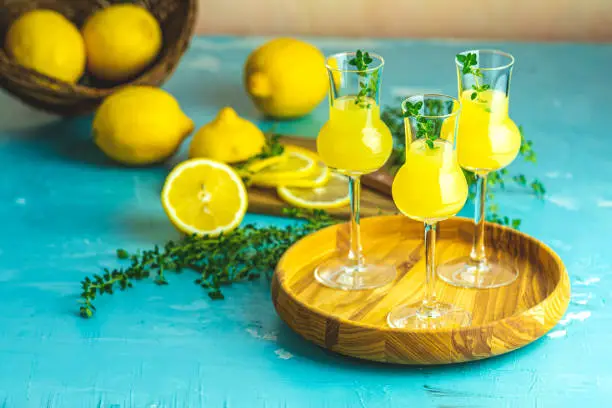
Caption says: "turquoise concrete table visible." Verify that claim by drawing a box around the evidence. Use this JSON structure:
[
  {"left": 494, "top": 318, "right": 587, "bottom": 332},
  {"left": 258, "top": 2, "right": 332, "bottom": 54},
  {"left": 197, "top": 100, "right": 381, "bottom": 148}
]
[{"left": 0, "top": 36, "right": 609, "bottom": 407}]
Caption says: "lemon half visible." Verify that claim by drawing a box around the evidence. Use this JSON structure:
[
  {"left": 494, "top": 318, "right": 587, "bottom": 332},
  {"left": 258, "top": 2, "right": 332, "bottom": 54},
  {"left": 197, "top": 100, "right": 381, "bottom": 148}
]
[
  {"left": 162, "top": 159, "right": 248, "bottom": 236},
  {"left": 189, "top": 107, "right": 266, "bottom": 164}
]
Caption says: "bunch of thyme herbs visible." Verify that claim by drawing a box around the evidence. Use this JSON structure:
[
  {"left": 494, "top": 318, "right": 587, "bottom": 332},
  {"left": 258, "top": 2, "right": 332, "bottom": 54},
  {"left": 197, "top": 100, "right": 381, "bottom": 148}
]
[{"left": 79, "top": 208, "right": 336, "bottom": 318}]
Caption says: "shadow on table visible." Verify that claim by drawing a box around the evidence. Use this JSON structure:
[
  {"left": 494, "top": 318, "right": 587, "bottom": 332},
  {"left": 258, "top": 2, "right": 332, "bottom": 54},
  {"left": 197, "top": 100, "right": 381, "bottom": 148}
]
[
  {"left": 3, "top": 113, "right": 116, "bottom": 168},
  {"left": 0, "top": 90, "right": 60, "bottom": 133},
  {"left": 273, "top": 318, "right": 551, "bottom": 374},
  {"left": 117, "top": 209, "right": 181, "bottom": 244},
  {"left": 47, "top": 117, "right": 113, "bottom": 167}
]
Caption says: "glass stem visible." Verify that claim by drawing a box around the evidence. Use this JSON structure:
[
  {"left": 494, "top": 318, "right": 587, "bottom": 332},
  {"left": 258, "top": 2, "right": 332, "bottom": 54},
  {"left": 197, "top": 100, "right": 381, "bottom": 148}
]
[
  {"left": 471, "top": 173, "right": 487, "bottom": 264},
  {"left": 422, "top": 222, "right": 438, "bottom": 310},
  {"left": 347, "top": 175, "right": 364, "bottom": 269}
]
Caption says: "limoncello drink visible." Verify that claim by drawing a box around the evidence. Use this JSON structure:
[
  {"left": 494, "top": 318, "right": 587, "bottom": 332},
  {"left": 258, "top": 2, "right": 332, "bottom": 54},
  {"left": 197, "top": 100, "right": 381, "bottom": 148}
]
[
  {"left": 392, "top": 139, "right": 468, "bottom": 223},
  {"left": 317, "top": 96, "right": 393, "bottom": 175},
  {"left": 457, "top": 89, "right": 521, "bottom": 173}
]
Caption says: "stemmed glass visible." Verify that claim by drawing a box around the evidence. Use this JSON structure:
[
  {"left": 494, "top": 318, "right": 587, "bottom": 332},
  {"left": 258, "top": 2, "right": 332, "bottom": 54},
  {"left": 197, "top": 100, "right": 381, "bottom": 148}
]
[
  {"left": 315, "top": 51, "right": 396, "bottom": 290},
  {"left": 387, "top": 94, "right": 471, "bottom": 329},
  {"left": 438, "top": 50, "right": 522, "bottom": 289}
]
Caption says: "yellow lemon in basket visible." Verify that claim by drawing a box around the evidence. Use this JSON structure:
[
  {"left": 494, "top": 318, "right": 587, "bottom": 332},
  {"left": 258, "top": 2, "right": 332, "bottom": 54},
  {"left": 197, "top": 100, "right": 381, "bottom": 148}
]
[
  {"left": 244, "top": 38, "right": 327, "bottom": 119},
  {"left": 83, "top": 4, "right": 162, "bottom": 81},
  {"left": 189, "top": 107, "right": 266, "bottom": 164},
  {"left": 4, "top": 10, "right": 85, "bottom": 83},
  {"left": 93, "top": 86, "right": 194, "bottom": 165},
  {"left": 162, "top": 158, "right": 248, "bottom": 236}
]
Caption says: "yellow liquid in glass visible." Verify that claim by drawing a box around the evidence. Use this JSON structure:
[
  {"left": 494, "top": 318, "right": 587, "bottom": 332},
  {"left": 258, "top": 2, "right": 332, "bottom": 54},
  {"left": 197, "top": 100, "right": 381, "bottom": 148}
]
[
  {"left": 317, "top": 96, "right": 393, "bottom": 174},
  {"left": 392, "top": 139, "right": 468, "bottom": 223},
  {"left": 457, "top": 89, "right": 521, "bottom": 172}
]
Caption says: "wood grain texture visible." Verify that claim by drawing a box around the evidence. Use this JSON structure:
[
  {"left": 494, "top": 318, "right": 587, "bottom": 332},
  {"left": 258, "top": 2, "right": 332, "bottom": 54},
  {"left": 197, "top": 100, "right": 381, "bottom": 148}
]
[
  {"left": 272, "top": 215, "right": 570, "bottom": 365},
  {"left": 247, "top": 136, "right": 398, "bottom": 219},
  {"left": 195, "top": 0, "right": 612, "bottom": 42}
]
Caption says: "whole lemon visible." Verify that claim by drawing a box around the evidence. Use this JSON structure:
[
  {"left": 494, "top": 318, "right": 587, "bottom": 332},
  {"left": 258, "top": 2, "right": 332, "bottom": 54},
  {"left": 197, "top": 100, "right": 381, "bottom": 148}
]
[
  {"left": 5, "top": 10, "right": 85, "bottom": 83},
  {"left": 82, "top": 4, "right": 162, "bottom": 81},
  {"left": 244, "top": 38, "right": 327, "bottom": 119},
  {"left": 189, "top": 107, "right": 265, "bottom": 164},
  {"left": 93, "top": 86, "right": 194, "bottom": 165}
]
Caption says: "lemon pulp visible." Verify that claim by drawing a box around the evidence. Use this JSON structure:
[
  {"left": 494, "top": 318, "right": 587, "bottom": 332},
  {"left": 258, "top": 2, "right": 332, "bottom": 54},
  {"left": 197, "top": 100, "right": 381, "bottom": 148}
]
[{"left": 162, "top": 159, "right": 248, "bottom": 236}]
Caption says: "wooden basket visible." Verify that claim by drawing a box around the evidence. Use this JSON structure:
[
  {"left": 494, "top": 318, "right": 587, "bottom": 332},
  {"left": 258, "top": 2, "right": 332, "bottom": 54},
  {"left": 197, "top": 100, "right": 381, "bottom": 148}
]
[{"left": 0, "top": 0, "right": 197, "bottom": 116}]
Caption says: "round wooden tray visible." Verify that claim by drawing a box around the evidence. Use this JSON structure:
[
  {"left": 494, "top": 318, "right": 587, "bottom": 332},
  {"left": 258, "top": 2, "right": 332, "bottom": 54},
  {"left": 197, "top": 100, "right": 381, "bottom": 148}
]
[{"left": 272, "top": 216, "right": 570, "bottom": 365}]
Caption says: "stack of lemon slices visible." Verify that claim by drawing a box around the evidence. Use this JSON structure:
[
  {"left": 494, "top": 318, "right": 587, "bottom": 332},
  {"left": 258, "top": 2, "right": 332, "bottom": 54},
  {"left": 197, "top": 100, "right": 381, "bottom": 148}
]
[
  {"left": 242, "top": 145, "right": 349, "bottom": 210},
  {"left": 160, "top": 144, "right": 348, "bottom": 237}
]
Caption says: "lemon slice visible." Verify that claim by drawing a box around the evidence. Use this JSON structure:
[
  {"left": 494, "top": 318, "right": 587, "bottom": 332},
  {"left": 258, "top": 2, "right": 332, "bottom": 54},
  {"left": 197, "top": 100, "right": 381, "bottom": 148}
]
[
  {"left": 253, "top": 160, "right": 330, "bottom": 188},
  {"left": 250, "top": 145, "right": 318, "bottom": 183},
  {"left": 277, "top": 172, "right": 350, "bottom": 209},
  {"left": 161, "top": 159, "right": 248, "bottom": 236},
  {"left": 242, "top": 153, "right": 289, "bottom": 173}
]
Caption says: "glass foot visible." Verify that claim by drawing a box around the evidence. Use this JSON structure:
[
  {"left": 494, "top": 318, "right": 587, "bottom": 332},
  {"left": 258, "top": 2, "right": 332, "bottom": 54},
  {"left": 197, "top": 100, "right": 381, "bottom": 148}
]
[
  {"left": 438, "top": 258, "right": 518, "bottom": 289},
  {"left": 314, "top": 257, "right": 396, "bottom": 291},
  {"left": 387, "top": 302, "right": 471, "bottom": 329}
]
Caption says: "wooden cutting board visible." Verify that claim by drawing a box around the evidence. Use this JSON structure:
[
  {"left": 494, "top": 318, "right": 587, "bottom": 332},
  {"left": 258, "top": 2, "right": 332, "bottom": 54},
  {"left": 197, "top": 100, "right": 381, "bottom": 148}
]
[{"left": 247, "top": 136, "right": 398, "bottom": 219}]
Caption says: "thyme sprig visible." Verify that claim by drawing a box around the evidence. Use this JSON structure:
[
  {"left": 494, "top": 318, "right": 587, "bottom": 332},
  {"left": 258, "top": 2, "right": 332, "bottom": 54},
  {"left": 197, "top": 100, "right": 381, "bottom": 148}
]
[
  {"left": 402, "top": 101, "right": 437, "bottom": 149},
  {"left": 79, "top": 208, "right": 336, "bottom": 318},
  {"left": 348, "top": 50, "right": 377, "bottom": 108},
  {"left": 249, "top": 133, "right": 284, "bottom": 162},
  {"left": 234, "top": 132, "right": 285, "bottom": 170},
  {"left": 234, "top": 132, "right": 285, "bottom": 183},
  {"left": 457, "top": 52, "right": 490, "bottom": 101}
]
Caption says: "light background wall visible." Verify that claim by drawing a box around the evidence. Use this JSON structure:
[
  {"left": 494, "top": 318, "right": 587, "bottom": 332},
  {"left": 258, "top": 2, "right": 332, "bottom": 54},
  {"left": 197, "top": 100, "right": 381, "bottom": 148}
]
[{"left": 195, "top": 0, "right": 612, "bottom": 42}]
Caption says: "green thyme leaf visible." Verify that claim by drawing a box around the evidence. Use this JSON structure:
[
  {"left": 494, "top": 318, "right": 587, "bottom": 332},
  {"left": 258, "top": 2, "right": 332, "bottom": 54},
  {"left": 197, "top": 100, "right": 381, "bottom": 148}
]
[
  {"left": 459, "top": 52, "right": 489, "bottom": 101},
  {"left": 348, "top": 49, "right": 377, "bottom": 108},
  {"left": 402, "top": 101, "right": 439, "bottom": 150}
]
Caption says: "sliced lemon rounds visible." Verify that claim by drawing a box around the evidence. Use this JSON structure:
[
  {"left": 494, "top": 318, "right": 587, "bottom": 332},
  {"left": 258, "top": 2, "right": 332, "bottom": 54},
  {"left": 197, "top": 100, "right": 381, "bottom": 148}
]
[
  {"left": 277, "top": 172, "right": 350, "bottom": 209},
  {"left": 249, "top": 146, "right": 318, "bottom": 185}
]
